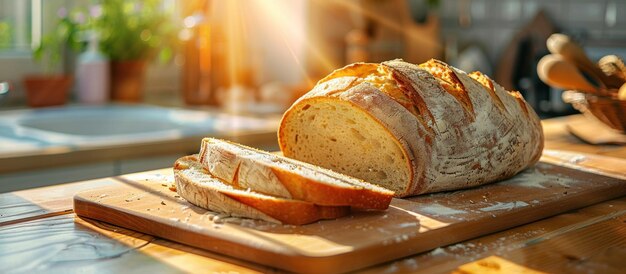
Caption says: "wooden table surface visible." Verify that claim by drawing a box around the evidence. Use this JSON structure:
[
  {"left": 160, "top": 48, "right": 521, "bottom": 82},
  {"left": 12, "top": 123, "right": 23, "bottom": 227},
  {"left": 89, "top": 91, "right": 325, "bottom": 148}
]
[{"left": 1, "top": 114, "right": 625, "bottom": 274}]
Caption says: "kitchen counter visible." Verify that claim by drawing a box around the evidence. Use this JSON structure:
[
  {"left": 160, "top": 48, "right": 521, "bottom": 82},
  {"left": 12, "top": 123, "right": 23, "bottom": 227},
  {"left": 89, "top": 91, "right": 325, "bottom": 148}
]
[
  {"left": 0, "top": 105, "right": 281, "bottom": 172},
  {"left": 0, "top": 104, "right": 280, "bottom": 192},
  {"left": 1, "top": 114, "right": 625, "bottom": 273}
]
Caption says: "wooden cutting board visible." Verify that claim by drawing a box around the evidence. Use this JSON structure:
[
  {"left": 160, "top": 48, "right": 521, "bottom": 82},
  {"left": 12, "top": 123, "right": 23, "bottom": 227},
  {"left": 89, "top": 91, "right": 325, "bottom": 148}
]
[
  {"left": 74, "top": 151, "right": 626, "bottom": 274},
  {"left": 566, "top": 115, "right": 626, "bottom": 145}
]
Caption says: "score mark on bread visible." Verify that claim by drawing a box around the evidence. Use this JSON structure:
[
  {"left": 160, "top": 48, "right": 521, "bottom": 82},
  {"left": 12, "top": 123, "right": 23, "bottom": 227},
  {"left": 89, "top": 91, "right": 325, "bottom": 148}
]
[{"left": 418, "top": 60, "right": 475, "bottom": 118}]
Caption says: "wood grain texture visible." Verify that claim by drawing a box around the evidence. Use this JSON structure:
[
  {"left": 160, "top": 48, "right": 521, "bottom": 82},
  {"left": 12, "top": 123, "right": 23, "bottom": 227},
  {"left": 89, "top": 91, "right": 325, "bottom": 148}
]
[
  {"left": 74, "top": 155, "right": 626, "bottom": 274},
  {"left": 490, "top": 209, "right": 626, "bottom": 273},
  {"left": 449, "top": 204, "right": 626, "bottom": 274},
  {"left": 360, "top": 196, "right": 626, "bottom": 273}
]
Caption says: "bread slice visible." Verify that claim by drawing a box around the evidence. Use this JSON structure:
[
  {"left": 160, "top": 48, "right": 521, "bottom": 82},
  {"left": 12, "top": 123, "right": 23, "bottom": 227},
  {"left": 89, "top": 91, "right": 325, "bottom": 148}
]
[
  {"left": 279, "top": 59, "right": 543, "bottom": 197},
  {"left": 174, "top": 155, "right": 350, "bottom": 225},
  {"left": 198, "top": 138, "right": 394, "bottom": 210}
]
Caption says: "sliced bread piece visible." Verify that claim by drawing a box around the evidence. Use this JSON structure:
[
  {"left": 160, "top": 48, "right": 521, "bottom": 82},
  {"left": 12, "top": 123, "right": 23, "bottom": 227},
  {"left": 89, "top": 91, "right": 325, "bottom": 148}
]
[
  {"left": 174, "top": 155, "right": 350, "bottom": 225},
  {"left": 198, "top": 138, "right": 394, "bottom": 210}
]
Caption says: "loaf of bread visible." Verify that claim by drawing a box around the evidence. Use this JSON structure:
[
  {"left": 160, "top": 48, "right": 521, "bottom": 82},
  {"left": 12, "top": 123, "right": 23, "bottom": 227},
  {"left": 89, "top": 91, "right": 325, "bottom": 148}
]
[
  {"left": 174, "top": 155, "right": 350, "bottom": 225},
  {"left": 278, "top": 59, "right": 544, "bottom": 197},
  {"left": 199, "top": 138, "right": 394, "bottom": 209}
]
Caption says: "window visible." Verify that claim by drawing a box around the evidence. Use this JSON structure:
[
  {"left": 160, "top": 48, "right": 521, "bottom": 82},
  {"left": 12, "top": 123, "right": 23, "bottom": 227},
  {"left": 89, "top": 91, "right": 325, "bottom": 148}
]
[{"left": 0, "top": 0, "right": 40, "bottom": 55}]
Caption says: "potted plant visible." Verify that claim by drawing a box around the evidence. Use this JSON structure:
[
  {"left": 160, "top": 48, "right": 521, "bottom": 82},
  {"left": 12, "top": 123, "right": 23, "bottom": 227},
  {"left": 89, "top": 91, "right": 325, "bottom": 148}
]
[
  {"left": 25, "top": 12, "right": 80, "bottom": 107},
  {"left": 93, "top": 0, "right": 176, "bottom": 102},
  {"left": 34, "top": 0, "right": 177, "bottom": 103}
]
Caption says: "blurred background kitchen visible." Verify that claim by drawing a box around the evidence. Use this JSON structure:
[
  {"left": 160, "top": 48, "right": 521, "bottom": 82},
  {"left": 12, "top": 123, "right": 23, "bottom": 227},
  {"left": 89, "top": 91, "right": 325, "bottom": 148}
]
[{"left": 1, "top": 0, "right": 625, "bottom": 191}]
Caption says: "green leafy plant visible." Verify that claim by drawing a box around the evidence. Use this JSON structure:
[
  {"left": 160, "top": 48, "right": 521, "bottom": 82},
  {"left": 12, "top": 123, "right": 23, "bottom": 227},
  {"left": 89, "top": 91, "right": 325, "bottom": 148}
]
[
  {"left": 33, "top": 14, "right": 82, "bottom": 73},
  {"left": 34, "top": 0, "right": 177, "bottom": 73},
  {"left": 0, "top": 20, "right": 13, "bottom": 49},
  {"left": 94, "top": 0, "right": 177, "bottom": 62}
]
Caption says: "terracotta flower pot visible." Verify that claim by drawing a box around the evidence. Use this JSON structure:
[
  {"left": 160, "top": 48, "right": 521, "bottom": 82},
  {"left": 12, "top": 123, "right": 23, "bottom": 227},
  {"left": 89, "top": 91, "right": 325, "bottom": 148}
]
[
  {"left": 110, "top": 60, "right": 146, "bottom": 102},
  {"left": 22, "top": 75, "right": 72, "bottom": 107}
]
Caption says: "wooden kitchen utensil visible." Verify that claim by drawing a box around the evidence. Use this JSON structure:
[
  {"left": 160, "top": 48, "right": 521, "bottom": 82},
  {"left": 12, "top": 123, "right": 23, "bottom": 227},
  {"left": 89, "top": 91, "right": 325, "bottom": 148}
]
[
  {"left": 566, "top": 115, "right": 626, "bottom": 145},
  {"left": 74, "top": 154, "right": 626, "bottom": 274},
  {"left": 537, "top": 54, "right": 600, "bottom": 93},
  {"left": 562, "top": 90, "right": 626, "bottom": 132},
  {"left": 619, "top": 83, "right": 626, "bottom": 101},
  {"left": 547, "top": 33, "right": 624, "bottom": 88},
  {"left": 599, "top": 55, "right": 626, "bottom": 84}
]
